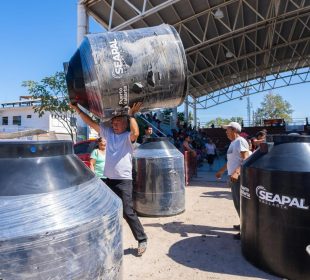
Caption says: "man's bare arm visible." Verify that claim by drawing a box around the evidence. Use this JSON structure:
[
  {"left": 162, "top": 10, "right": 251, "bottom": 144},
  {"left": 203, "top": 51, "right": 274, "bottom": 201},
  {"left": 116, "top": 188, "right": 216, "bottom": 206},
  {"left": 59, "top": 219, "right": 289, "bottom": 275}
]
[
  {"left": 69, "top": 103, "right": 100, "bottom": 133},
  {"left": 128, "top": 102, "right": 142, "bottom": 142},
  {"left": 216, "top": 163, "right": 227, "bottom": 179},
  {"left": 230, "top": 151, "right": 249, "bottom": 181}
]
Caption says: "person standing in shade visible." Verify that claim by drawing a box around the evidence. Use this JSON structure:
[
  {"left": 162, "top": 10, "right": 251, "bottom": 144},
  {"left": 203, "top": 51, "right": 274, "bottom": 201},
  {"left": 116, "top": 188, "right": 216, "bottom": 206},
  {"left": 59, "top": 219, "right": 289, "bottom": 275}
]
[
  {"left": 70, "top": 102, "right": 148, "bottom": 256},
  {"left": 182, "top": 134, "right": 197, "bottom": 156},
  {"left": 215, "top": 122, "right": 249, "bottom": 240},
  {"left": 89, "top": 137, "right": 106, "bottom": 181},
  {"left": 252, "top": 130, "right": 267, "bottom": 151},
  {"left": 204, "top": 138, "right": 217, "bottom": 170}
]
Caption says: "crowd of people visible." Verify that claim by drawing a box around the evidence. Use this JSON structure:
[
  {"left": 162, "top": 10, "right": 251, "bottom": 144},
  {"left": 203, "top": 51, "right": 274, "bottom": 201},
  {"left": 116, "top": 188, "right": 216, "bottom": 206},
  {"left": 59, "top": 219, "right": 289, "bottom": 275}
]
[
  {"left": 72, "top": 103, "right": 268, "bottom": 249},
  {"left": 150, "top": 119, "right": 267, "bottom": 240}
]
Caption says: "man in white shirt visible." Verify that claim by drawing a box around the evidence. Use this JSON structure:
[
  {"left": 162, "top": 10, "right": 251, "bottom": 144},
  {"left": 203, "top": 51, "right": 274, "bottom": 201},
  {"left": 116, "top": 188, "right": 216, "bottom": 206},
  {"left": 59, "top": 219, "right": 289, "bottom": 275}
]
[{"left": 216, "top": 122, "right": 249, "bottom": 239}]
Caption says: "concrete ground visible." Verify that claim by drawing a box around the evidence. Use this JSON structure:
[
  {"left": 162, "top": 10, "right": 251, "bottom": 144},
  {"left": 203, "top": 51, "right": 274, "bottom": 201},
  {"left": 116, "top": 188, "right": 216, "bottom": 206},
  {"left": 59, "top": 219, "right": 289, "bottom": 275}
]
[{"left": 123, "top": 158, "right": 281, "bottom": 280}]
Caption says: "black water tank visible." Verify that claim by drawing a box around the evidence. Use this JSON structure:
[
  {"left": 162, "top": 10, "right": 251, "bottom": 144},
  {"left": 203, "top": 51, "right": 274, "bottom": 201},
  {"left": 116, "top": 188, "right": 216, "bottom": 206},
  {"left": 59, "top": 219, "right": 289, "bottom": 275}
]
[
  {"left": 0, "top": 140, "right": 123, "bottom": 280},
  {"left": 241, "top": 135, "right": 310, "bottom": 280},
  {"left": 133, "top": 137, "right": 185, "bottom": 216},
  {"left": 66, "top": 24, "right": 187, "bottom": 119}
]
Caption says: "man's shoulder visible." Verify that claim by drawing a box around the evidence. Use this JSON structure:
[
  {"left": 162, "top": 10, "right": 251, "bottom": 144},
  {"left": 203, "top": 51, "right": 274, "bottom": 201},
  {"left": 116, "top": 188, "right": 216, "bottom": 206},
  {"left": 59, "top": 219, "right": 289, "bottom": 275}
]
[
  {"left": 234, "top": 136, "right": 246, "bottom": 143},
  {"left": 235, "top": 136, "right": 249, "bottom": 150}
]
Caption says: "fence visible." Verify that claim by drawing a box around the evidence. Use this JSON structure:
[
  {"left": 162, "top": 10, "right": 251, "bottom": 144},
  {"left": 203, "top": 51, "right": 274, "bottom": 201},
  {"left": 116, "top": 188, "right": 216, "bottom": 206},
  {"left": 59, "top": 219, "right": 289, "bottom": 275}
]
[{"left": 199, "top": 117, "right": 309, "bottom": 129}]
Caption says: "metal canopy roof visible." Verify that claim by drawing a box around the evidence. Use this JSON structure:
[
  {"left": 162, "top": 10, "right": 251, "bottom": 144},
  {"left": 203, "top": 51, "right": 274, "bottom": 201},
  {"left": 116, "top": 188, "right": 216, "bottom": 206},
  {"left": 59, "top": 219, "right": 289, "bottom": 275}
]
[{"left": 81, "top": 0, "right": 310, "bottom": 108}]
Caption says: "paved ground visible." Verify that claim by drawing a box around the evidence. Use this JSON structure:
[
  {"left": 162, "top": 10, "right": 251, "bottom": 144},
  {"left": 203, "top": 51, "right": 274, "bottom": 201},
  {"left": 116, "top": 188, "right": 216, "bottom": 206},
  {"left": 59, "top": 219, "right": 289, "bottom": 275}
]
[{"left": 123, "top": 159, "right": 281, "bottom": 280}]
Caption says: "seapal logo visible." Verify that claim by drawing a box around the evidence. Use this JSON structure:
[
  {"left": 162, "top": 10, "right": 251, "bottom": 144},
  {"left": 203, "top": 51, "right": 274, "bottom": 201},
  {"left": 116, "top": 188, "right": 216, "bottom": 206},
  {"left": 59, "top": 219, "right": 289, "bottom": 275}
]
[
  {"left": 110, "top": 39, "right": 124, "bottom": 78},
  {"left": 256, "top": 186, "right": 309, "bottom": 210}
]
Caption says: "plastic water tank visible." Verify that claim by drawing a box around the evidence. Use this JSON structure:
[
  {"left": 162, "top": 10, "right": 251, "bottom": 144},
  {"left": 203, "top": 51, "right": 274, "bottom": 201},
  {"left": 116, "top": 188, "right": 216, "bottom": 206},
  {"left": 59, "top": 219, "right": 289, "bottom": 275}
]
[
  {"left": 133, "top": 137, "right": 185, "bottom": 216},
  {"left": 66, "top": 24, "right": 187, "bottom": 119},
  {"left": 0, "top": 140, "right": 123, "bottom": 280},
  {"left": 241, "top": 135, "right": 310, "bottom": 280}
]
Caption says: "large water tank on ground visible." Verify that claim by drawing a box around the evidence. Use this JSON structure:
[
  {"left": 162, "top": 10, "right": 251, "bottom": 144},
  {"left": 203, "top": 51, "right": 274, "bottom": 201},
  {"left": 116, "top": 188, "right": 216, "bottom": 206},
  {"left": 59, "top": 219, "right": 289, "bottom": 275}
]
[
  {"left": 0, "top": 140, "right": 123, "bottom": 280},
  {"left": 133, "top": 137, "right": 185, "bottom": 217},
  {"left": 241, "top": 135, "right": 310, "bottom": 280},
  {"left": 66, "top": 24, "right": 187, "bottom": 120}
]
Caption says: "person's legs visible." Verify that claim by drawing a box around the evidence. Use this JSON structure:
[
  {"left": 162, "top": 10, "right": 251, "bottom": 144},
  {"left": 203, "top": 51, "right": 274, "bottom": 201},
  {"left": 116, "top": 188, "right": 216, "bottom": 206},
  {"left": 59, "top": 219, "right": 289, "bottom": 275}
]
[
  {"left": 207, "top": 154, "right": 215, "bottom": 170},
  {"left": 106, "top": 179, "right": 147, "bottom": 242},
  {"left": 229, "top": 177, "right": 241, "bottom": 217},
  {"left": 228, "top": 178, "right": 241, "bottom": 239}
]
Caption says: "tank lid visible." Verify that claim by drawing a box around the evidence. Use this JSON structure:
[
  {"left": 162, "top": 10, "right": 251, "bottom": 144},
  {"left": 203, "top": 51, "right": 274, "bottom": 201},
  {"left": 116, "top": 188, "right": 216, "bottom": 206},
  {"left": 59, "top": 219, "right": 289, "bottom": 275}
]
[
  {"left": 0, "top": 140, "right": 73, "bottom": 158},
  {"left": 139, "top": 137, "right": 176, "bottom": 150},
  {"left": 269, "top": 134, "right": 310, "bottom": 145},
  {"left": 144, "top": 137, "right": 168, "bottom": 143}
]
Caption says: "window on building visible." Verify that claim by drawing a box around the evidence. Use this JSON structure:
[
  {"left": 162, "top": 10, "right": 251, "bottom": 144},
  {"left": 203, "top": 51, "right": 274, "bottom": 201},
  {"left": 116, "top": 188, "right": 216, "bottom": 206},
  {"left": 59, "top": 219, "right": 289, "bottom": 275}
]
[
  {"left": 2, "top": 116, "right": 8, "bottom": 125},
  {"left": 27, "top": 115, "right": 32, "bottom": 118},
  {"left": 13, "top": 116, "right": 21, "bottom": 126}
]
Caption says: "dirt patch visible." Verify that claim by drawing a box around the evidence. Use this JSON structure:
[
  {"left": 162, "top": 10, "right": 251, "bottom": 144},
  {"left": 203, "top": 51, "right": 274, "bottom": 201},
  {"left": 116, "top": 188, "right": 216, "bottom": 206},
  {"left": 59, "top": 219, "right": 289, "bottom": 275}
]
[{"left": 123, "top": 169, "right": 281, "bottom": 280}]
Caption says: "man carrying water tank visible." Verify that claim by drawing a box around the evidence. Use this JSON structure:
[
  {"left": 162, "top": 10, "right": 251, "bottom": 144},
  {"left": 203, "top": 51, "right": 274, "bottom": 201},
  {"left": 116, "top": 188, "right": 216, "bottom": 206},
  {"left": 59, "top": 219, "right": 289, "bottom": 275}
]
[{"left": 70, "top": 102, "right": 148, "bottom": 256}]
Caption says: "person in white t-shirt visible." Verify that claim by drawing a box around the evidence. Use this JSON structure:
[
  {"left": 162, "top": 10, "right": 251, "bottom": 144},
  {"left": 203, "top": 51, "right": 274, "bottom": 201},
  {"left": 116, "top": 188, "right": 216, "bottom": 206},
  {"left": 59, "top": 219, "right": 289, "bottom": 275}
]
[
  {"left": 204, "top": 138, "right": 217, "bottom": 170},
  {"left": 215, "top": 122, "right": 249, "bottom": 240},
  {"left": 70, "top": 102, "right": 148, "bottom": 256}
]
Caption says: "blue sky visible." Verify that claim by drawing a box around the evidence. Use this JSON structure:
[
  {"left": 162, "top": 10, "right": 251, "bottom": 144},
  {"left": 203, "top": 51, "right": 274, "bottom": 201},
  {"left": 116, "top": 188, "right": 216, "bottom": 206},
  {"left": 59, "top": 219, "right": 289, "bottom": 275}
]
[{"left": 0, "top": 0, "right": 309, "bottom": 124}]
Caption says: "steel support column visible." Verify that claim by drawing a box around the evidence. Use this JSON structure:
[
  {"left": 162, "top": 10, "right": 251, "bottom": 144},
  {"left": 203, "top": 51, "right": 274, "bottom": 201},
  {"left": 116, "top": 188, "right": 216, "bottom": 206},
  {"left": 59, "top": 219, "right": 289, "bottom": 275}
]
[
  {"left": 184, "top": 96, "right": 189, "bottom": 122},
  {"left": 77, "top": 1, "right": 90, "bottom": 140},
  {"left": 193, "top": 97, "right": 197, "bottom": 129},
  {"left": 77, "top": 0, "right": 89, "bottom": 46},
  {"left": 172, "top": 107, "right": 178, "bottom": 129}
]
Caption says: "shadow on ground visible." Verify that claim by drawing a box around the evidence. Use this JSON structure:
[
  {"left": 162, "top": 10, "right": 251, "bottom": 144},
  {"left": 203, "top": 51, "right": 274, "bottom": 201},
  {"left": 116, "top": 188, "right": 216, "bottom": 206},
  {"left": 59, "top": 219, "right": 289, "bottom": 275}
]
[
  {"left": 200, "top": 190, "right": 232, "bottom": 199},
  {"left": 144, "top": 221, "right": 235, "bottom": 237},
  {"left": 124, "top": 248, "right": 137, "bottom": 256},
  {"left": 144, "top": 222, "right": 280, "bottom": 279}
]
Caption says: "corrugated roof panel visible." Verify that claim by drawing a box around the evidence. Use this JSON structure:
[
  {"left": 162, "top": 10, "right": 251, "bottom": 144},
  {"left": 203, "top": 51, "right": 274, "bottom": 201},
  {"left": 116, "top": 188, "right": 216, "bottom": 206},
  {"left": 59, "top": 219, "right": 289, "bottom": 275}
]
[{"left": 81, "top": 0, "right": 310, "bottom": 99}]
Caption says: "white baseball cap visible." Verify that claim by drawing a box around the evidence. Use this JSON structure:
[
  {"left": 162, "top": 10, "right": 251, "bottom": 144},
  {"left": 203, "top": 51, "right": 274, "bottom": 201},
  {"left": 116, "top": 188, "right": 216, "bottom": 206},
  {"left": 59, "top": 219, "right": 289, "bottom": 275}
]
[{"left": 222, "top": 122, "right": 241, "bottom": 133}]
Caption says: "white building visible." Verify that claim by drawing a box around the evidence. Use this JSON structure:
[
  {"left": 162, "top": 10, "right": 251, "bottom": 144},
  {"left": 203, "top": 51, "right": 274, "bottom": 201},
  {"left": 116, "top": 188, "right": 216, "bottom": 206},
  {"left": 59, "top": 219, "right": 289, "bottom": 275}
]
[{"left": 0, "top": 97, "right": 78, "bottom": 140}]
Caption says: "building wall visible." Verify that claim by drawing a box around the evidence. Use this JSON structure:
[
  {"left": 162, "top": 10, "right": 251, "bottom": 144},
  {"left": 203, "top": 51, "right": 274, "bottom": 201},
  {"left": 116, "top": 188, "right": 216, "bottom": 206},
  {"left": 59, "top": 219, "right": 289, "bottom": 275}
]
[
  {"left": 0, "top": 107, "right": 48, "bottom": 132},
  {"left": 0, "top": 105, "right": 73, "bottom": 136}
]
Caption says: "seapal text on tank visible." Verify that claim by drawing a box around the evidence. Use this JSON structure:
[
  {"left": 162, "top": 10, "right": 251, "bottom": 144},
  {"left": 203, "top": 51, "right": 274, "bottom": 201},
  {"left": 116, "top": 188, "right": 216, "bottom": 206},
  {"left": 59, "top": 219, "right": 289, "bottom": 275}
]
[
  {"left": 110, "top": 39, "right": 124, "bottom": 78},
  {"left": 256, "top": 186, "right": 309, "bottom": 210}
]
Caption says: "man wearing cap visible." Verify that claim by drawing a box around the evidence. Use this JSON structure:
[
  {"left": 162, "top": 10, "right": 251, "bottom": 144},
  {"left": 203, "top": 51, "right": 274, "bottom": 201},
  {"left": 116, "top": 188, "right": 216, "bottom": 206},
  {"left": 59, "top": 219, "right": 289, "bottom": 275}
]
[
  {"left": 70, "top": 102, "right": 148, "bottom": 256},
  {"left": 216, "top": 122, "right": 249, "bottom": 239}
]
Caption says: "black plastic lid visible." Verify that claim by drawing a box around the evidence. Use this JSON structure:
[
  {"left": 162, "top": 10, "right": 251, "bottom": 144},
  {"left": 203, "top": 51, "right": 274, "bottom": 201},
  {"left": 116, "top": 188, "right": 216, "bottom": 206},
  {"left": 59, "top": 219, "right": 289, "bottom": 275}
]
[
  {"left": 0, "top": 140, "right": 95, "bottom": 196},
  {"left": 0, "top": 140, "right": 73, "bottom": 158},
  {"left": 66, "top": 48, "right": 89, "bottom": 109},
  {"left": 269, "top": 134, "right": 310, "bottom": 145}
]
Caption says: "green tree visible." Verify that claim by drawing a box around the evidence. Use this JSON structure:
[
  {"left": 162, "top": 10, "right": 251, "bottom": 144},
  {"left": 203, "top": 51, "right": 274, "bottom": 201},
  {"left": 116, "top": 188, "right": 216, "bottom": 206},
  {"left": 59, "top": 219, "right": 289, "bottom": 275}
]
[
  {"left": 22, "top": 71, "right": 77, "bottom": 141},
  {"left": 254, "top": 92, "right": 293, "bottom": 123},
  {"left": 177, "top": 112, "right": 184, "bottom": 122},
  {"left": 230, "top": 116, "right": 243, "bottom": 124},
  {"left": 163, "top": 108, "right": 172, "bottom": 117},
  {"left": 205, "top": 117, "right": 243, "bottom": 128},
  {"left": 188, "top": 111, "right": 194, "bottom": 124}
]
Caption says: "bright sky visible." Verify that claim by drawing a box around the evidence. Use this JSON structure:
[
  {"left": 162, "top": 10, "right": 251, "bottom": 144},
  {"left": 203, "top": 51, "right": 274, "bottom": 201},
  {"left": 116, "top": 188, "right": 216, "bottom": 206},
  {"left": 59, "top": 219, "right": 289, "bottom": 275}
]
[{"left": 0, "top": 0, "right": 309, "bottom": 124}]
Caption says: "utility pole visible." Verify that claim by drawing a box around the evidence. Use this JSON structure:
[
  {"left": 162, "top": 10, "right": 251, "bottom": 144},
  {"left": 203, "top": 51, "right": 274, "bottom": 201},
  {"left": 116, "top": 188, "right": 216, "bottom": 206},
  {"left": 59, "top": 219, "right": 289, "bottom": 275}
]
[
  {"left": 245, "top": 84, "right": 253, "bottom": 127},
  {"left": 247, "top": 95, "right": 251, "bottom": 126}
]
